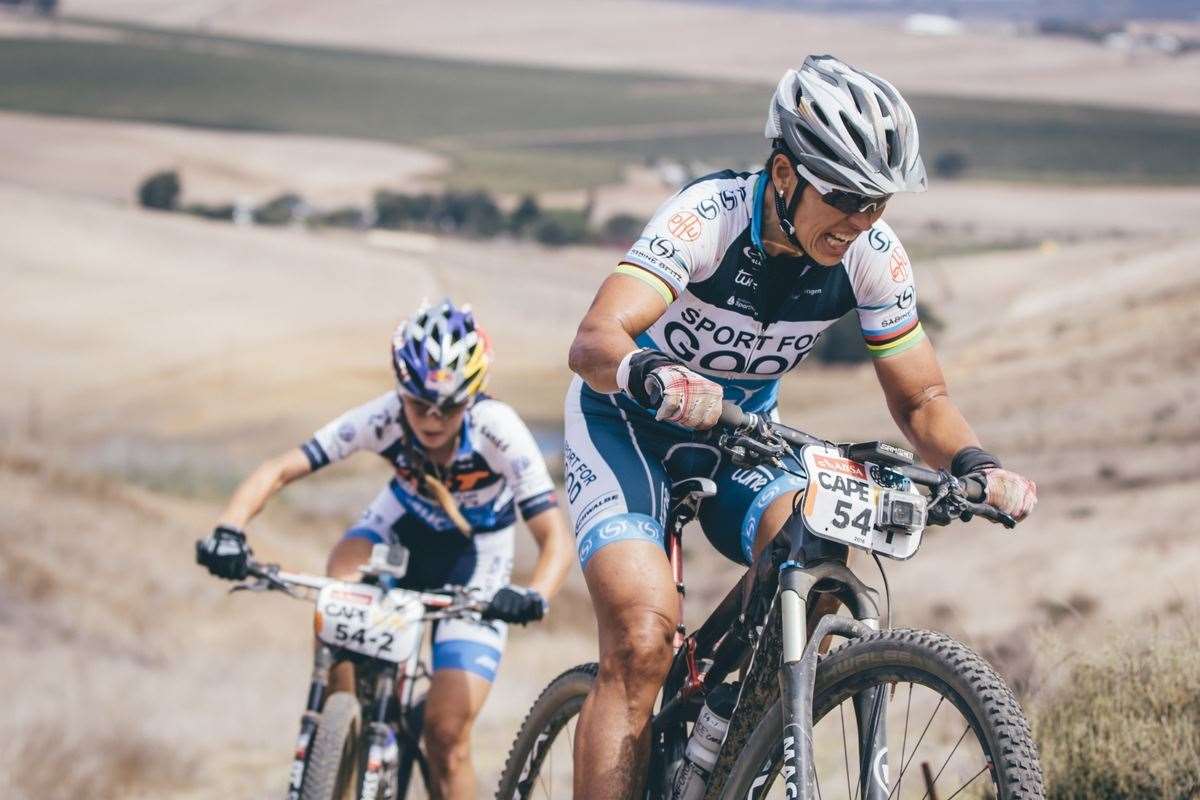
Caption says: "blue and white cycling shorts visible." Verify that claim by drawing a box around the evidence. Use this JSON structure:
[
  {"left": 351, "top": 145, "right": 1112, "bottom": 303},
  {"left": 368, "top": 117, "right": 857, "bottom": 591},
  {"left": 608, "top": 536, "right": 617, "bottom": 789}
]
[
  {"left": 563, "top": 375, "right": 808, "bottom": 571},
  {"left": 340, "top": 485, "right": 512, "bottom": 682}
]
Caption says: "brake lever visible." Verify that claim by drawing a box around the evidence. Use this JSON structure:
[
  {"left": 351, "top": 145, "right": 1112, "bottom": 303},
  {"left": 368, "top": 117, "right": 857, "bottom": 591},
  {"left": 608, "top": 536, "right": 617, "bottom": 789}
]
[
  {"left": 962, "top": 501, "right": 1017, "bottom": 529},
  {"left": 230, "top": 564, "right": 296, "bottom": 597}
]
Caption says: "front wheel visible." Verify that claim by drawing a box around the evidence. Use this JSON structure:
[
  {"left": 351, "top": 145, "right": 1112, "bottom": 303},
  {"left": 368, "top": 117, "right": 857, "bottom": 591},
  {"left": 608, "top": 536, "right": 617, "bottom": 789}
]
[
  {"left": 723, "top": 628, "right": 1044, "bottom": 799},
  {"left": 494, "top": 663, "right": 597, "bottom": 799},
  {"left": 301, "top": 692, "right": 362, "bottom": 800}
]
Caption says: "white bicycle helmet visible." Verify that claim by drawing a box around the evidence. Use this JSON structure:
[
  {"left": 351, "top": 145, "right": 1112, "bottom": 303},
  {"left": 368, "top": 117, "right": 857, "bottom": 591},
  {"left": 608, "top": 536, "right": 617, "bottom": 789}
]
[{"left": 766, "top": 54, "right": 927, "bottom": 196}]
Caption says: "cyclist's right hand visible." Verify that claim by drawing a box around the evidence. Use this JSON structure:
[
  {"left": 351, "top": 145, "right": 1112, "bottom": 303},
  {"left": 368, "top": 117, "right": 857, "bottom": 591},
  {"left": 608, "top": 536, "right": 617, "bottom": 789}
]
[
  {"left": 647, "top": 364, "right": 723, "bottom": 430},
  {"left": 196, "top": 525, "right": 252, "bottom": 580}
]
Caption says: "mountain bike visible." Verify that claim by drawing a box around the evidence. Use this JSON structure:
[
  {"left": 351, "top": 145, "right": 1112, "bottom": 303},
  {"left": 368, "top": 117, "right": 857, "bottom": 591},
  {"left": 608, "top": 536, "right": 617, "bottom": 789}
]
[
  {"left": 229, "top": 545, "right": 491, "bottom": 800},
  {"left": 496, "top": 401, "right": 1043, "bottom": 799}
]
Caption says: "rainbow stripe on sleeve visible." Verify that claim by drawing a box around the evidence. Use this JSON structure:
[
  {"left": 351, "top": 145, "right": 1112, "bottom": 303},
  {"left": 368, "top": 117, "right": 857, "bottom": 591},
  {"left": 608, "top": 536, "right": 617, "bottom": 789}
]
[{"left": 863, "top": 318, "right": 925, "bottom": 358}]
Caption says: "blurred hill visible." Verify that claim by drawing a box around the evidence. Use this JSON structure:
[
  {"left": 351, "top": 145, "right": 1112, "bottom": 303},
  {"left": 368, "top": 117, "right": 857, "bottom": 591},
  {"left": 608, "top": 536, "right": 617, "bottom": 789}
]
[{"left": 53, "top": 0, "right": 1200, "bottom": 113}]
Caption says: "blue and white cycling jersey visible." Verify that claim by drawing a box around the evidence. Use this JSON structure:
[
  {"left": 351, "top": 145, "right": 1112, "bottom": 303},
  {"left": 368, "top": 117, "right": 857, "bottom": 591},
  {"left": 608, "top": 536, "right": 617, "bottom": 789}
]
[
  {"left": 302, "top": 392, "right": 558, "bottom": 536},
  {"left": 301, "top": 392, "right": 558, "bottom": 681},
  {"left": 616, "top": 169, "right": 924, "bottom": 413},
  {"left": 565, "top": 169, "right": 925, "bottom": 571}
]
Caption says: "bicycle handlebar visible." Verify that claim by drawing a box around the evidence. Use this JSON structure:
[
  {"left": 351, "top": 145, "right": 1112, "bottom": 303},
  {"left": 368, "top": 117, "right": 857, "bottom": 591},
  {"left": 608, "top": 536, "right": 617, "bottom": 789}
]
[{"left": 642, "top": 382, "right": 1013, "bottom": 528}]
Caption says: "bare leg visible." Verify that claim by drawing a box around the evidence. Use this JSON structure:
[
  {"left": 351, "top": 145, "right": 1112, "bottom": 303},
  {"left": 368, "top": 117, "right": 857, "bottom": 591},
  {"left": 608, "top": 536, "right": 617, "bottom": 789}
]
[
  {"left": 423, "top": 669, "right": 491, "bottom": 800},
  {"left": 573, "top": 539, "right": 679, "bottom": 800}
]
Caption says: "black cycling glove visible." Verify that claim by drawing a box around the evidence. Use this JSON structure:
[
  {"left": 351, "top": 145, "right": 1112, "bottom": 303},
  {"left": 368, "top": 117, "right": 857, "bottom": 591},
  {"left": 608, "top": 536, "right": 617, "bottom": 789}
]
[
  {"left": 485, "top": 586, "right": 547, "bottom": 625},
  {"left": 196, "top": 525, "right": 252, "bottom": 581}
]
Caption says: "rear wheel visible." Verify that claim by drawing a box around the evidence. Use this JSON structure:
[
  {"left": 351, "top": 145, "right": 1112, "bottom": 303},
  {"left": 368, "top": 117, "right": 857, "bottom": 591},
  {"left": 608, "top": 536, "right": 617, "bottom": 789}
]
[
  {"left": 494, "top": 663, "right": 596, "bottom": 799},
  {"left": 301, "top": 692, "right": 362, "bottom": 800},
  {"left": 722, "top": 628, "right": 1044, "bottom": 799}
]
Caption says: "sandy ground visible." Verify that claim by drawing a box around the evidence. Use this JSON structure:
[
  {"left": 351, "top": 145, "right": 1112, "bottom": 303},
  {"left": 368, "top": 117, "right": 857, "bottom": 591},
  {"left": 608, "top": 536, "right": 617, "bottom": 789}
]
[
  {"left": 49, "top": 0, "right": 1200, "bottom": 114},
  {"left": 2, "top": 108, "right": 1200, "bottom": 795},
  {"left": 0, "top": 110, "right": 445, "bottom": 207}
]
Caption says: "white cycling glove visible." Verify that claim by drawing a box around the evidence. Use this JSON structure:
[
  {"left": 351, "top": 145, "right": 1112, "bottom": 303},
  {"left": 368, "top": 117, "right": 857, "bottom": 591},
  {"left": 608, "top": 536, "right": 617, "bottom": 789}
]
[{"left": 983, "top": 468, "right": 1038, "bottom": 521}]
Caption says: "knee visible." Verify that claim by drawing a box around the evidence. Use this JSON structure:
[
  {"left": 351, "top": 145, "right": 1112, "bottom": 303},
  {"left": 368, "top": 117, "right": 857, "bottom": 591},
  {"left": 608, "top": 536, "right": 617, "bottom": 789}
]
[
  {"left": 423, "top": 716, "right": 471, "bottom": 770},
  {"left": 599, "top": 610, "right": 675, "bottom": 693}
]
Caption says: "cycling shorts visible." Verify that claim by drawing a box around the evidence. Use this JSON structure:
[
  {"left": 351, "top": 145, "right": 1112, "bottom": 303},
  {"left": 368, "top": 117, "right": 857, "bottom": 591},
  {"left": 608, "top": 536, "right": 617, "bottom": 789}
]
[
  {"left": 563, "top": 376, "right": 808, "bottom": 570},
  {"left": 340, "top": 483, "right": 512, "bottom": 682}
]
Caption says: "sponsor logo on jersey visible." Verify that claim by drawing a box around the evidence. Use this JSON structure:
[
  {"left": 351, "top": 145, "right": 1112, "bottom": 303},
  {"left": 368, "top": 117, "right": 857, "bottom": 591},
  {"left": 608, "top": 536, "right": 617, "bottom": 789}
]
[
  {"left": 668, "top": 211, "right": 703, "bottom": 242},
  {"left": 889, "top": 247, "right": 911, "bottom": 283},
  {"left": 868, "top": 227, "right": 891, "bottom": 252},
  {"left": 337, "top": 422, "right": 356, "bottom": 442},
  {"left": 661, "top": 305, "right": 821, "bottom": 376},
  {"left": 742, "top": 246, "right": 763, "bottom": 267},
  {"left": 726, "top": 295, "right": 755, "bottom": 312},
  {"left": 648, "top": 236, "right": 677, "bottom": 258},
  {"left": 804, "top": 288, "right": 822, "bottom": 296},
  {"left": 895, "top": 286, "right": 915, "bottom": 310}
]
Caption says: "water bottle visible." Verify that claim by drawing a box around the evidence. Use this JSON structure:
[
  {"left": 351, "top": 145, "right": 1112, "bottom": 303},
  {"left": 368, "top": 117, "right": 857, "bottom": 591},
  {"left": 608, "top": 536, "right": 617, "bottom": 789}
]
[{"left": 671, "top": 682, "right": 739, "bottom": 800}]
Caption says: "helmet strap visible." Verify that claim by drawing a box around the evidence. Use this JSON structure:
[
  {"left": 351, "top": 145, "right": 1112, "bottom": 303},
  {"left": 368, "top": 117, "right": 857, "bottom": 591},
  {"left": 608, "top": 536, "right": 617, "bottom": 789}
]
[{"left": 766, "top": 149, "right": 807, "bottom": 252}]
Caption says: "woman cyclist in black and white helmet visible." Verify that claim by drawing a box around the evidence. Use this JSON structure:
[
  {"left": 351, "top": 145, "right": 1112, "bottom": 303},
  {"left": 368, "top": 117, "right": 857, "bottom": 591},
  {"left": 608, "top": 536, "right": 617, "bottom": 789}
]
[{"left": 564, "top": 55, "right": 1038, "bottom": 799}]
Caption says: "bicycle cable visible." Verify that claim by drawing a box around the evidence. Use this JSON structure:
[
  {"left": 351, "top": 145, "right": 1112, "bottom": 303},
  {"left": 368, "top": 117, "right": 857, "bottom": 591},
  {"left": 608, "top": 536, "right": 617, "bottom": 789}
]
[{"left": 872, "top": 552, "right": 892, "bottom": 629}]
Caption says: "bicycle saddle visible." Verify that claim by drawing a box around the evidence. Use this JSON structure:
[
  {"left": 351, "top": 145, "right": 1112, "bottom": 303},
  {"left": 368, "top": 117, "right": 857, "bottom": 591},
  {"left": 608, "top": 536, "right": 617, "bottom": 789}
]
[{"left": 670, "top": 477, "right": 718, "bottom": 503}]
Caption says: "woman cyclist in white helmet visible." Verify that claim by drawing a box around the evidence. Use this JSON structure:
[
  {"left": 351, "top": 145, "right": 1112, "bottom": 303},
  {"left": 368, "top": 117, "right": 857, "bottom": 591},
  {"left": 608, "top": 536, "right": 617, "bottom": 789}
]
[
  {"left": 564, "top": 55, "right": 1037, "bottom": 799},
  {"left": 198, "top": 299, "right": 573, "bottom": 800}
]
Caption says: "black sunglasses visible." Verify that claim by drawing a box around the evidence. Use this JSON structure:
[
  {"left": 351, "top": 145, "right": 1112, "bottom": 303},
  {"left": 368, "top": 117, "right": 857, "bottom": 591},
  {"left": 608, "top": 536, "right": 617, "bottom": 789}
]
[{"left": 820, "top": 189, "right": 891, "bottom": 215}]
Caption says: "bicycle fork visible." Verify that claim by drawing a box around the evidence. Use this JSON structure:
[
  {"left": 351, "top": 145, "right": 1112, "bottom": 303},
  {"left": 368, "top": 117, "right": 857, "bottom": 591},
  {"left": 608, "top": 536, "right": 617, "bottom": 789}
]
[
  {"left": 778, "top": 563, "right": 888, "bottom": 800},
  {"left": 287, "top": 645, "right": 334, "bottom": 800}
]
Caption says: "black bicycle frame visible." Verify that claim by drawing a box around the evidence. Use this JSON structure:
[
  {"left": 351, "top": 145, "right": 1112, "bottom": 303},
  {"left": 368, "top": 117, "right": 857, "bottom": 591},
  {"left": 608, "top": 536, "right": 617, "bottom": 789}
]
[{"left": 647, "top": 519, "right": 890, "bottom": 800}]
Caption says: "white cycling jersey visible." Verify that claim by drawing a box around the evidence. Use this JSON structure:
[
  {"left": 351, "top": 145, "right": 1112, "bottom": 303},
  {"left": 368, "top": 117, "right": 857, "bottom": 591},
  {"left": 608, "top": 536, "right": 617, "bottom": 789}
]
[
  {"left": 301, "top": 392, "right": 557, "bottom": 534},
  {"left": 617, "top": 169, "right": 924, "bottom": 412}
]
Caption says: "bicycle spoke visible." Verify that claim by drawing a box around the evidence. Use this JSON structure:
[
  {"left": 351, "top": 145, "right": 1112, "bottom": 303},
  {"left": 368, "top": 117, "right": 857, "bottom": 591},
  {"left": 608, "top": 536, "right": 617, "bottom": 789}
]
[
  {"left": 890, "top": 683, "right": 914, "bottom": 800},
  {"left": 841, "top": 702, "right": 853, "bottom": 799},
  {"left": 919, "top": 724, "right": 971, "bottom": 800},
  {"left": 941, "top": 764, "right": 990, "bottom": 800},
  {"left": 893, "top": 695, "right": 945, "bottom": 793}
]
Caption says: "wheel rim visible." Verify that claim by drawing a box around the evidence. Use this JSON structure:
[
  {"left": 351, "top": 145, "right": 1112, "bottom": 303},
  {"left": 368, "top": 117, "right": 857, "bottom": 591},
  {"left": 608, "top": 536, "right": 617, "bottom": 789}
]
[{"left": 514, "top": 698, "right": 584, "bottom": 800}]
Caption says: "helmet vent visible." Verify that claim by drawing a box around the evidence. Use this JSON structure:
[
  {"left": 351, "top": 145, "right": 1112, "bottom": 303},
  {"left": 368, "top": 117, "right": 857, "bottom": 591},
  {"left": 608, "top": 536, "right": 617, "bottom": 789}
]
[
  {"left": 797, "top": 127, "right": 840, "bottom": 164},
  {"left": 884, "top": 129, "right": 899, "bottom": 168},
  {"left": 812, "top": 103, "right": 831, "bottom": 128},
  {"left": 840, "top": 112, "right": 868, "bottom": 159}
]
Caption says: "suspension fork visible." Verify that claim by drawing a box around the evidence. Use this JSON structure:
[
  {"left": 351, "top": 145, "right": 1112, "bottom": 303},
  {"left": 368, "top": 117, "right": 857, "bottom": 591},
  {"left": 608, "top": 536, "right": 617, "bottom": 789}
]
[
  {"left": 286, "top": 645, "right": 334, "bottom": 800},
  {"left": 361, "top": 664, "right": 400, "bottom": 800},
  {"left": 776, "top": 562, "right": 884, "bottom": 800}
]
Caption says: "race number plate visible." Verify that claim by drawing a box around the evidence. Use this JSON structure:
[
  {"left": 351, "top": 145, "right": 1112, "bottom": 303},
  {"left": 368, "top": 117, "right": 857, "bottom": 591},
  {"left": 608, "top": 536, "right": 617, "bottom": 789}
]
[
  {"left": 314, "top": 583, "right": 422, "bottom": 663},
  {"left": 799, "top": 445, "right": 924, "bottom": 559}
]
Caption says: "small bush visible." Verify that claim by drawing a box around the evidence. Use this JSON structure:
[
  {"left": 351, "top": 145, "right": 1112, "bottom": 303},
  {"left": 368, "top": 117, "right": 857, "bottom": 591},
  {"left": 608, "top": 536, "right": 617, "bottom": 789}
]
[
  {"left": 253, "top": 192, "right": 305, "bottom": 226},
  {"left": 1034, "top": 630, "right": 1200, "bottom": 800},
  {"left": 137, "top": 170, "right": 180, "bottom": 211},
  {"left": 314, "top": 206, "right": 369, "bottom": 229},
  {"left": 599, "top": 213, "right": 645, "bottom": 247},
  {"left": 181, "top": 202, "right": 235, "bottom": 221},
  {"left": 509, "top": 194, "right": 541, "bottom": 235},
  {"left": 932, "top": 151, "right": 969, "bottom": 180},
  {"left": 534, "top": 210, "right": 589, "bottom": 247}
]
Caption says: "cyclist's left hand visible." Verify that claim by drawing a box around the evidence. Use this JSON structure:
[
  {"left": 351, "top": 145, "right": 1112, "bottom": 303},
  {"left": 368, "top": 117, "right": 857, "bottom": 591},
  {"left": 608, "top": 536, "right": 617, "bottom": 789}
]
[
  {"left": 980, "top": 468, "right": 1037, "bottom": 521},
  {"left": 485, "top": 586, "right": 547, "bottom": 625}
]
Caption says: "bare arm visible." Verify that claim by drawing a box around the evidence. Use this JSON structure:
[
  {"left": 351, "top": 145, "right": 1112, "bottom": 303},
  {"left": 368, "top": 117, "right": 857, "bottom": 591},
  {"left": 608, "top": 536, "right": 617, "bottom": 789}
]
[
  {"left": 522, "top": 508, "right": 574, "bottom": 600},
  {"left": 567, "top": 272, "right": 670, "bottom": 393},
  {"left": 217, "top": 448, "right": 314, "bottom": 529},
  {"left": 872, "top": 338, "right": 979, "bottom": 469}
]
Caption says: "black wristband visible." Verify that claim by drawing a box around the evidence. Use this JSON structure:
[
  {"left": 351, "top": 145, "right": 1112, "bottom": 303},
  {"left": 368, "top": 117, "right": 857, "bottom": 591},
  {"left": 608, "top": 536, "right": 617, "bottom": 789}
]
[
  {"left": 625, "top": 349, "right": 682, "bottom": 407},
  {"left": 950, "top": 446, "right": 1001, "bottom": 477}
]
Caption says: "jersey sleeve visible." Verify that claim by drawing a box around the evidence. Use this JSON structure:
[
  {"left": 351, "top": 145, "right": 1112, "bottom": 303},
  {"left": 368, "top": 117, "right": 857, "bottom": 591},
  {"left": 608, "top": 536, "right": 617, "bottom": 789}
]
[
  {"left": 473, "top": 400, "right": 558, "bottom": 521},
  {"left": 618, "top": 180, "right": 732, "bottom": 305},
  {"left": 301, "top": 391, "right": 403, "bottom": 471},
  {"left": 848, "top": 222, "right": 926, "bottom": 359}
]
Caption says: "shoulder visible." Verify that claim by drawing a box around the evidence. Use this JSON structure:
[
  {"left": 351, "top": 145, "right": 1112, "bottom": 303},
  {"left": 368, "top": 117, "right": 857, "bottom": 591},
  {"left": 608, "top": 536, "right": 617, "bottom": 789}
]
[
  {"left": 843, "top": 220, "right": 914, "bottom": 302},
  {"left": 468, "top": 397, "right": 535, "bottom": 452}
]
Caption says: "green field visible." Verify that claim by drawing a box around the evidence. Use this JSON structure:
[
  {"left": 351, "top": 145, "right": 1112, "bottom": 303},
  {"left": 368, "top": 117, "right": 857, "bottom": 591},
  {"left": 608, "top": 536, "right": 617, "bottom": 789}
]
[{"left": 3, "top": 20, "right": 1199, "bottom": 193}]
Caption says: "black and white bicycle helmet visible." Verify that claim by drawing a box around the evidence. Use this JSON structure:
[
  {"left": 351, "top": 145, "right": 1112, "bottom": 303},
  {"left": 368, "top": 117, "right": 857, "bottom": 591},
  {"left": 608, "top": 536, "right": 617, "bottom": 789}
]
[{"left": 766, "top": 54, "right": 927, "bottom": 196}]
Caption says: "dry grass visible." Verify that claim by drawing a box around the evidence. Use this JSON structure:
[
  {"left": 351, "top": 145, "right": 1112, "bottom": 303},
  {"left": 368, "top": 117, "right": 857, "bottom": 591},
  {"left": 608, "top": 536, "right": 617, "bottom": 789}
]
[{"left": 1034, "top": 627, "right": 1200, "bottom": 800}]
